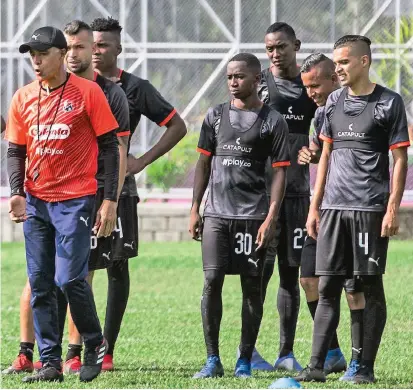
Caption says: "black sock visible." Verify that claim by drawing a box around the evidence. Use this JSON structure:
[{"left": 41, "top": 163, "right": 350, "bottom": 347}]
[
  {"left": 308, "top": 299, "right": 340, "bottom": 351},
  {"left": 65, "top": 344, "right": 82, "bottom": 361},
  {"left": 104, "top": 259, "right": 130, "bottom": 356},
  {"left": 310, "top": 275, "right": 344, "bottom": 369},
  {"left": 361, "top": 276, "right": 386, "bottom": 370},
  {"left": 239, "top": 273, "right": 264, "bottom": 360},
  {"left": 277, "top": 264, "right": 300, "bottom": 357},
  {"left": 56, "top": 286, "right": 68, "bottom": 345},
  {"left": 201, "top": 270, "right": 225, "bottom": 357},
  {"left": 350, "top": 309, "right": 364, "bottom": 361},
  {"left": 19, "top": 342, "right": 34, "bottom": 361},
  {"left": 261, "top": 261, "right": 274, "bottom": 303}
]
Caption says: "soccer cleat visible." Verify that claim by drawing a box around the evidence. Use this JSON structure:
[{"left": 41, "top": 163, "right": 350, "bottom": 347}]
[
  {"left": 63, "top": 356, "right": 82, "bottom": 374},
  {"left": 79, "top": 338, "right": 108, "bottom": 382},
  {"left": 274, "top": 352, "right": 303, "bottom": 372},
  {"left": 237, "top": 347, "right": 273, "bottom": 371},
  {"left": 193, "top": 356, "right": 224, "bottom": 379},
  {"left": 2, "top": 353, "right": 34, "bottom": 374},
  {"left": 352, "top": 364, "right": 375, "bottom": 384},
  {"left": 234, "top": 357, "right": 252, "bottom": 378},
  {"left": 340, "top": 359, "right": 360, "bottom": 381},
  {"left": 33, "top": 360, "right": 43, "bottom": 371},
  {"left": 268, "top": 377, "right": 302, "bottom": 389},
  {"left": 295, "top": 366, "right": 326, "bottom": 382},
  {"left": 102, "top": 354, "right": 114, "bottom": 371},
  {"left": 21, "top": 362, "right": 63, "bottom": 383},
  {"left": 324, "top": 348, "right": 347, "bottom": 375}
]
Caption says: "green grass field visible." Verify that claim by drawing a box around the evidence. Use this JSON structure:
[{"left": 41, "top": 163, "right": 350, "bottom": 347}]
[{"left": 1, "top": 241, "right": 413, "bottom": 389}]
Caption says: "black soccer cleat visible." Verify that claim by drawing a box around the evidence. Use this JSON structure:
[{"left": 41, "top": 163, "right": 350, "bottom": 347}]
[
  {"left": 22, "top": 363, "right": 63, "bottom": 383},
  {"left": 295, "top": 366, "right": 326, "bottom": 382},
  {"left": 79, "top": 338, "right": 108, "bottom": 382},
  {"left": 352, "top": 364, "right": 375, "bottom": 384}
]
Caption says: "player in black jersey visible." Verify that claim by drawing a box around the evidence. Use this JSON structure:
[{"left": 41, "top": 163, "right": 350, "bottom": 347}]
[
  {"left": 1, "top": 115, "right": 5, "bottom": 133},
  {"left": 253, "top": 22, "right": 317, "bottom": 372},
  {"left": 298, "top": 53, "right": 366, "bottom": 381},
  {"left": 190, "top": 53, "right": 290, "bottom": 379},
  {"left": 90, "top": 17, "right": 187, "bottom": 371},
  {"left": 296, "top": 36, "right": 409, "bottom": 384},
  {"left": 2, "top": 20, "right": 130, "bottom": 376}
]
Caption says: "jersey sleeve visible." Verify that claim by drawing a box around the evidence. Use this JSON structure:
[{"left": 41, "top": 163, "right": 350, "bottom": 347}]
[
  {"left": 379, "top": 93, "right": 410, "bottom": 150},
  {"left": 196, "top": 107, "right": 216, "bottom": 157},
  {"left": 85, "top": 82, "right": 119, "bottom": 137},
  {"left": 271, "top": 115, "right": 290, "bottom": 167},
  {"left": 312, "top": 107, "right": 324, "bottom": 148},
  {"left": 320, "top": 93, "right": 338, "bottom": 144},
  {"left": 258, "top": 70, "right": 269, "bottom": 104},
  {"left": 135, "top": 80, "right": 177, "bottom": 126},
  {"left": 5, "top": 90, "right": 27, "bottom": 145},
  {"left": 108, "top": 83, "right": 130, "bottom": 137}
]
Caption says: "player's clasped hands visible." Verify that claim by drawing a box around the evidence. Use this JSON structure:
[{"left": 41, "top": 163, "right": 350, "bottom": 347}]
[
  {"left": 93, "top": 199, "right": 118, "bottom": 238},
  {"left": 8, "top": 195, "right": 27, "bottom": 223},
  {"left": 189, "top": 211, "right": 203, "bottom": 241},
  {"left": 297, "top": 146, "right": 315, "bottom": 165}
]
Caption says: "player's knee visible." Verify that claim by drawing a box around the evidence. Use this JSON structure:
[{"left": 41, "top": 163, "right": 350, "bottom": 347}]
[
  {"left": 318, "top": 276, "right": 342, "bottom": 299},
  {"left": 203, "top": 270, "right": 224, "bottom": 295},
  {"left": 300, "top": 277, "right": 318, "bottom": 293},
  {"left": 345, "top": 291, "right": 365, "bottom": 310}
]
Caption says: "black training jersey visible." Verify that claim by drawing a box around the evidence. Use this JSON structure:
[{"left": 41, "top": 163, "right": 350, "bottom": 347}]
[
  {"left": 312, "top": 106, "right": 325, "bottom": 149},
  {"left": 321, "top": 85, "right": 410, "bottom": 212},
  {"left": 259, "top": 68, "right": 317, "bottom": 197},
  {"left": 116, "top": 69, "right": 177, "bottom": 197},
  {"left": 198, "top": 102, "right": 290, "bottom": 220},
  {"left": 94, "top": 73, "right": 130, "bottom": 189}
]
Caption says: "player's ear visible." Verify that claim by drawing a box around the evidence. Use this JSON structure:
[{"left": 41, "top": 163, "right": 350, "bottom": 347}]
[
  {"left": 361, "top": 54, "right": 369, "bottom": 68},
  {"left": 331, "top": 72, "right": 339, "bottom": 84},
  {"left": 294, "top": 39, "right": 301, "bottom": 51},
  {"left": 117, "top": 44, "right": 122, "bottom": 56}
]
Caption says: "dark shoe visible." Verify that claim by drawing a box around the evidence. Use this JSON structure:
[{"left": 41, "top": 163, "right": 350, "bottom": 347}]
[
  {"left": 22, "top": 362, "right": 63, "bottom": 383},
  {"left": 79, "top": 338, "right": 108, "bottom": 382},
  {"left": 295, "top": 366, "right": 326, "bottom": 382}
]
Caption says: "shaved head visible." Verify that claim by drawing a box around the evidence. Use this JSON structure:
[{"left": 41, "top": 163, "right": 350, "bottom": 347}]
[
  {"left": 334, "top": 35, "right": 372, "bottom": 64},
  {"left": 301, "top": 53, "right": 335, "bottom": 78}
]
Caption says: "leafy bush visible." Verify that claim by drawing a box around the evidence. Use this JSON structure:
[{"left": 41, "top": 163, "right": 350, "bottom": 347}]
[{"left": 146, "top": 131, "right": 199, "bottom": 191}]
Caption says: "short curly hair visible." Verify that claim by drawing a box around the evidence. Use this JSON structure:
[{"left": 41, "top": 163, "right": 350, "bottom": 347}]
[{"left": 90, "top": 17, "right": 122, "bottom": 34}]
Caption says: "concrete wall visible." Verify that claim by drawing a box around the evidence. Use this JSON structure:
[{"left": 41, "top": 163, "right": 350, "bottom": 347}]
[{"left": 2, "top": 202, "right": 413, "bottom": 242}]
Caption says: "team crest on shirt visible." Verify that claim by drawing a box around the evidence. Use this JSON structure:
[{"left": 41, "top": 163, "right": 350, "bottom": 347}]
[{"left": 63, "top": 100, "right": 73, "bottom": 112}]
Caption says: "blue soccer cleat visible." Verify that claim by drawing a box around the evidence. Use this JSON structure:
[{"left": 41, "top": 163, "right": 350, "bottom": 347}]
[
  {"left": 324, "top": 348, "right": 347, "bottom": 375},
  {"left": 274, "top": 352, "right": 303, "bottom": 372},
  {"left": 237, "top": 347, "right": 273, "bottom": 371},
  {"left": 339, "top": 359, "right": 360, "bottom": 382},
  {"left": 268, "top": 377, "right": 302, "bottom": 389},
  {"left": 193, "top": 356, "right": 224, "bottom": 379},
  {"left": 234, "top": 357, "right": 252, "bottom": 378}
]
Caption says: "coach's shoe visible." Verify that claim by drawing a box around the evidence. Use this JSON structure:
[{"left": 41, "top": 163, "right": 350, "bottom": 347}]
[
  {"left": 274, "top": 353, "right": 303, "bottom": 372},
  {"left": 295, "top": 366, "right": 326, "bottom": 382},
  {"left": 102, "top": 354, "right": 114, "bottom": 371},
  {"left": 237, "top": 347, "right": 273, "bottom": 371},
  {"left": 339, "top": 359, "right": 360, "bottom": 381},
  {"left": 234, "top": 357, "right": 252, "bottom": 378},
  {"left": 352, "top": 364, "right": 375, "bottom": 384},
  {"left": 2, "top": 353, "right": 34, "bottom": 374},
  {"left": 193, "top": 356, "right": 224, "bottom": 378},
  {"left": 33, "top": 360, "right": 43, "bottom": 371},
  {"left": 324, "top": 348, "right": 347, "bottom": 375},
  {"left": 22, "top": 362, "right": 63, "bottom": 383},
  {"left": 63, "top": 356, "right": 81, "bottom": 374},
  {"left": 79, "top": 338, "right": 108, "bottom": 382}
]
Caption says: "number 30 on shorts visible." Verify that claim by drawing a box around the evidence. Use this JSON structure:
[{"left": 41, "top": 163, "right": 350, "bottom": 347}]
[{"left": 234, "top": 232, "right": 253, "bottom": 255}]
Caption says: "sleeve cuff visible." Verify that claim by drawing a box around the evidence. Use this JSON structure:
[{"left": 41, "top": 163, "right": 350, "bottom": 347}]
[
  {"left": 159, "top": 108, "right": 177, "bottom": 127},
  {"left": 319, "top": 134, "right": 333, "bottom": 144},
  {"left": 389, "top": 141, "right": 410, "bottom": 150},
  {"left": 196, "top": 147, "right": 212, "bottom": 157},
  {"left": 272, "top": 161, "right": 291, "bottom": 167},
  {"left": 117, "top": 130, "right": 130, "bottom": 137}
]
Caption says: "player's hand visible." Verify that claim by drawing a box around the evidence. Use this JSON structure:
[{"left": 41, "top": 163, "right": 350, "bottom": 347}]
[
  {"left": 93, "top": 200, "right": 118, "bottom": 238},
  {"left": 381, "top": 210, "right": 399, "bottom": 237},
  {"left": 256, "top": 219, "right": 276, "bottom": 250},
  {"left": 298, "top": 146, "right": 315, "bottom": 165},
  {"left": 9, "top": 195, "right": 27, "bottom": 223},
  {"left": 127, "top": 154, "right": 147, "bottom": 175},
  {"left": 306, "top": 208, "right": 320, "bottom": 239},
  {"left": 189, "top": 210, "right": 203, "bottom": 241}
]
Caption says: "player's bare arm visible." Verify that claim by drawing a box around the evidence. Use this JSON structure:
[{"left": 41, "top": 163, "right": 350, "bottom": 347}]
[
  {"left": 117, "top": 135, "right": 128, "bottom": 199},
  {"left": 127, "top": 114, "right": 187, "bottom": 174},
  {"left": 381, "top": 147, "right": 408, "bottom": 237},
  {"left": 1, "top": 115, "right": 6, "bottom": 134},
  {"left": 256, "top": 166, "right": 287, "bottom": 249},
  {"left": 306, "top": 141, "right": 332, "bottom": 239},
  {"left": 189, "top": 153, "right": 212, "bottom": 240},
  {"left": 298, "top": 141, "right": 321, "bottom": 165}
]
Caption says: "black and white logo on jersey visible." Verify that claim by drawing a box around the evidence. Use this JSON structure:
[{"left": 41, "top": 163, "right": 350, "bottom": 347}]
[
  {"left": 338, "top": 123, "right": 365, "bottom": 138},
  {"left": 63, "top": 100, "right": 73, "bottom": 112},
  {"left": 222, "top": 138, "right": 252, "bottom": 153},
  {"left": 283, "top": 106, "right": 304, "bottom": 121},
  {"left": 222, "top": 158, "right": 251, "bottom": 167}
]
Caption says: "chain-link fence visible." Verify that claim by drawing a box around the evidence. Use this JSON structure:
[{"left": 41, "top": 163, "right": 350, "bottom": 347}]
[{"left": 1, "top": 0, "right": 412, "bottom": 197}]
